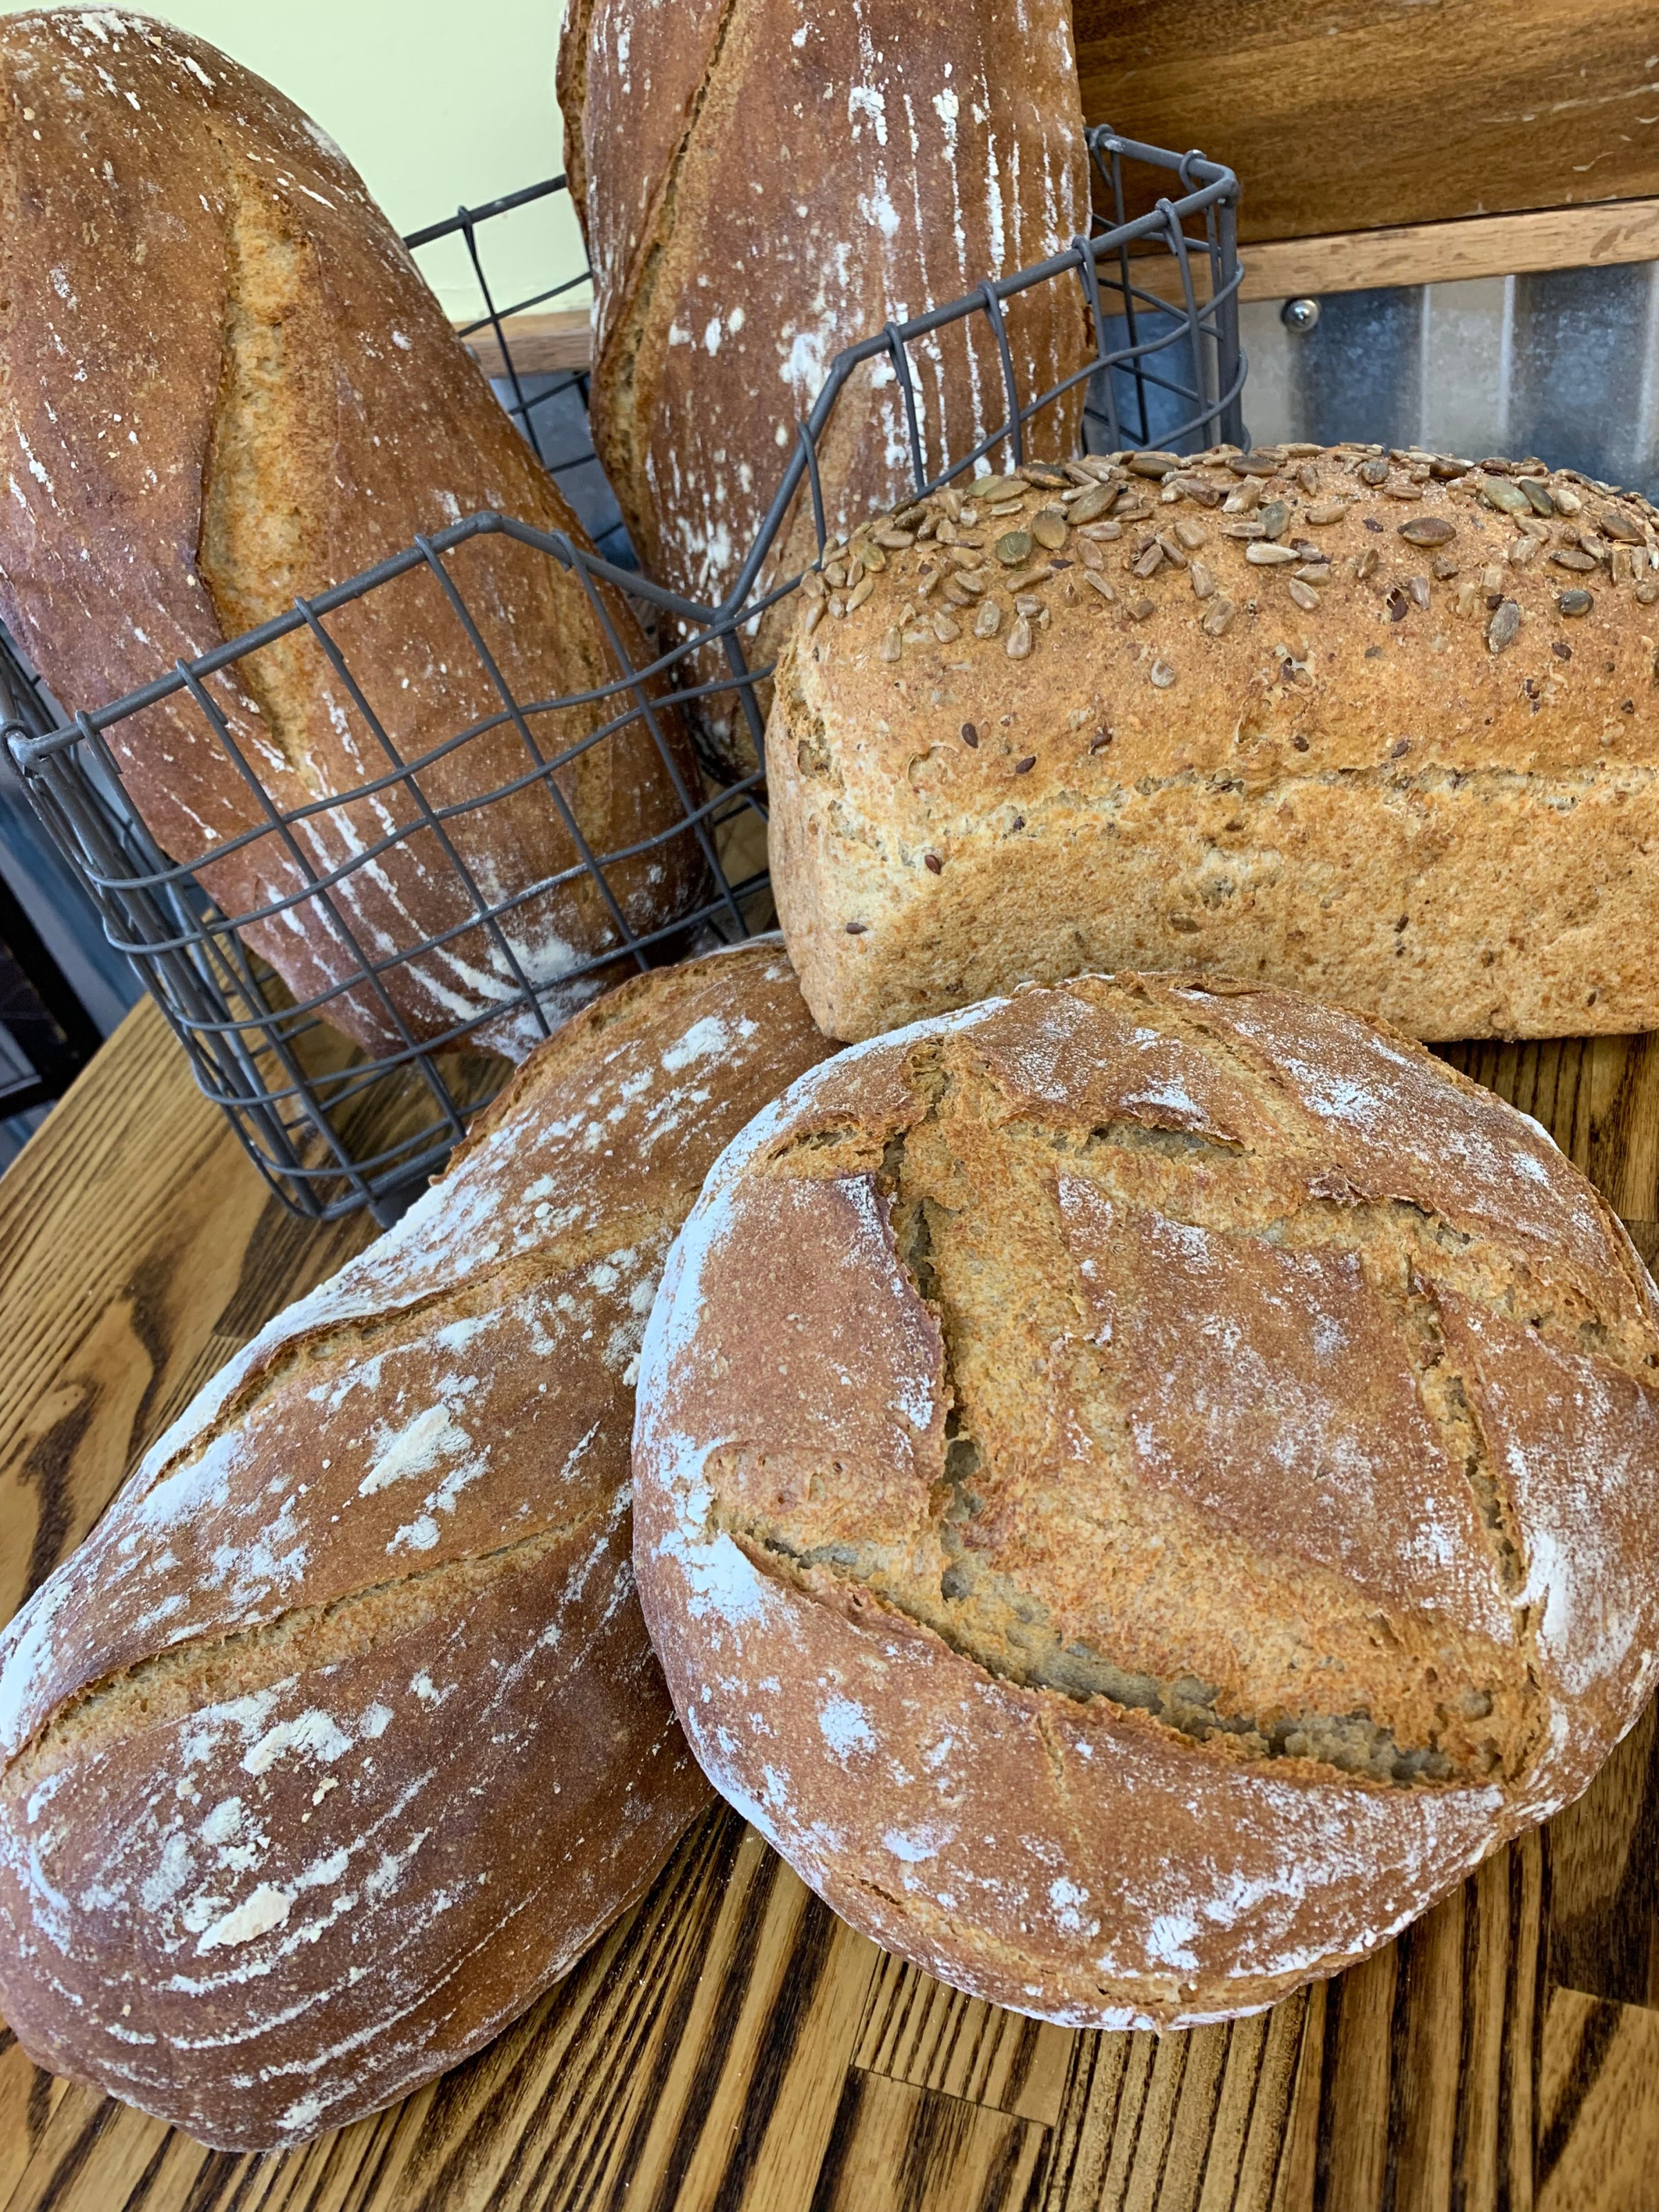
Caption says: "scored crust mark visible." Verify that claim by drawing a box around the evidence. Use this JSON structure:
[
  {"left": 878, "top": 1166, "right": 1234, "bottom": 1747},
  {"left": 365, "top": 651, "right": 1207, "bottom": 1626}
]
[
  {"left": 699, "top": 999, "right": 1659, "bottom": 1792},
  {"left": 6, "top": 1505, "right": 612, "bottom": 1794},
  {"left": 198, "top": 160, "right": 329, "bottom": 791},
  {"left": 113, "top": 1196, "right": 673, "bottom": 1534},
  {"left": 588, "top": 0, "right": 747, "bottom": 563}
]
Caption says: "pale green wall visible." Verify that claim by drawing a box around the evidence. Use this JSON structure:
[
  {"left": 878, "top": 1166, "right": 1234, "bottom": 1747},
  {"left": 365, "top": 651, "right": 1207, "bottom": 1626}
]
[{"left": 1, "top": 1, "right": 586, "bottom": 314}]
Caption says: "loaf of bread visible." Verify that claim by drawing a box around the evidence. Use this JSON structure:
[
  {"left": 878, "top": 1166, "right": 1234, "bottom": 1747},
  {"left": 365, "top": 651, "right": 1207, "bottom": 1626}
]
[
  {"left": 0, "top": 940, "right": 834, "bottom": 2148},
  {"left": 557, "top": 0, "right": 1092, "bottom": 769},
  {"left": 632, "top": 972, "right": 1659, "bottom": 2027},
  {"left": 768, "top": 445, "right": 1659, "bottom": 1042},
  {"left": 0, "top": 9, "right": 704, "bottom": 1059}
]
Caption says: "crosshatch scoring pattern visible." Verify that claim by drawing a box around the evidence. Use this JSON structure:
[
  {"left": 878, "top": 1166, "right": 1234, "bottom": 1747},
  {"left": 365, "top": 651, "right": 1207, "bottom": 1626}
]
[
  {"left": 0, "top": 998, "right": 1655, "bottom": 2210},
  {"left": 4, "top": 131, "right": 1241, "bottom": 1224}
]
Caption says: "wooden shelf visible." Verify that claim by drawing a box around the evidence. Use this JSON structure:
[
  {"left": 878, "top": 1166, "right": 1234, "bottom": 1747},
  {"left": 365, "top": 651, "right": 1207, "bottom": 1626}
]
[{"left": 456, "top": 306, "right": 592, "bottom": 377}]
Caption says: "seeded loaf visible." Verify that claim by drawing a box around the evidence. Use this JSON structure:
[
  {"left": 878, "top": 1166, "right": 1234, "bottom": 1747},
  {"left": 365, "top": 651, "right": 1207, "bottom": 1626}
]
[
  {"left": 0, "top": 939, "right": 835, "bottom": 2149},
  {"left": 0, "top": 9, "right": 704, "bottom": 1060},
  {"left": 556, "top": 0, "right": 1092, "bottom": 771},
  {"left": 767, "top": 444, "right": 1659, "bottom": 1042},
  {"left": 632, "top": 972, "right": 1659, "bottom": 2028}
]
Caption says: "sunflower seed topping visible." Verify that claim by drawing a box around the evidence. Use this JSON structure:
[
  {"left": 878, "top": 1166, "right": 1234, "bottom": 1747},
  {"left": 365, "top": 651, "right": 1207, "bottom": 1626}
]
[
  {"left": 1305, "top": 499, "right": 1348, "bottom": 525},
  {"left": 1065, "top": 485, "right": 1118, "bottom": 525},
  {"left": 1189, "top": 559, "right": 1217, "bottom": 600},
  {"left": 1519, "top": 478, "right": 1556, "bottom": 516},
  {"left": 1355, "top": 546, "right": 1380, "bottom": 580},
  {"left": 1288, "top": 578, "right": 1321, "bottom": 611},
  {"left": 845, "top": 573, "right": 874, "bottom": 612},
  {"left": 1201, "top": 597, "right": 1237, "bottom": 636},
  {"left": 1487, "top": 598, "right": 1521, "bottom": 653},
  {"left": 1128, "top": 595, "right": 1156, "bottom": 621},
  {"left": 1557, "top": 588, "right": 1594, "bottom": 617},
  {"left": 973, "top": 600, "right": 1002, "bottom": 637},
  {"left": 1005, "top": 614, "right": 1034, "bottom": 659},
  {"left": 1481, "top": 477, "right": 1531, "bottom": 515},
  {"left": 1600, "top": 506, "right": 1645, "bottom": 545},
  {"left": 1133, "top": 541, "right": 1166, "bottom": 578},
  {"left": 1399, "top": 515, "right": 1456, "bottom": 545},
  {"left": 1550, "top": 548, "right": 1598, "bottom": 572},
  {"left": 1407, "top": 574, "right": 1431, "bottom": 609},
  {"left": 879, "top": 626, "right": 903, "bottom": 660},
  {"left": 1551, "top": 483, "right": 1584, "bottom": 515},
  {"left": 1246, "top": 542, "right": 1299, "bottom": 565},
  {"left": 1150, "top": 659, "right": 1177, "bottom": 687}
]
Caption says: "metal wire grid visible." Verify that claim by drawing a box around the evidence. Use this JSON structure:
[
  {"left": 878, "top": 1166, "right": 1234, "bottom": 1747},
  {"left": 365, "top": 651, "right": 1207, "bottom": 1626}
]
[{"left": 6, "top": 129, "right": 1244, "bottom": 1223}]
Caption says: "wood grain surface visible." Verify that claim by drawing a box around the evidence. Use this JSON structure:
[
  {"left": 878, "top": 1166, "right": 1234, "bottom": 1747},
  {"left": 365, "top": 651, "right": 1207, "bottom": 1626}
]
[
  {"left": 1076, "top": 1, "right": 1659, "bottom": 245},
  {"left": 1, "top": 999, "right": 1656, "bottom": 2211}
]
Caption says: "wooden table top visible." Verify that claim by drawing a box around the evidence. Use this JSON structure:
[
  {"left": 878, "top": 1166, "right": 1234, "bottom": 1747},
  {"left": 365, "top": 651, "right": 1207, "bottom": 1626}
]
[{"left": 1, "top": 1000, "right": 1657, "bottom": 2212}]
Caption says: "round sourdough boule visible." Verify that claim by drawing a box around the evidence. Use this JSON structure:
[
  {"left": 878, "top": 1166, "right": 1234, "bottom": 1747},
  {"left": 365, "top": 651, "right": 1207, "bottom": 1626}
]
[
  {"left": 631, "top": 972, "right": 1659, "bottom": 2027},
  {"left": 0, "top": 938, "right": 835, "bottom": 2148}
]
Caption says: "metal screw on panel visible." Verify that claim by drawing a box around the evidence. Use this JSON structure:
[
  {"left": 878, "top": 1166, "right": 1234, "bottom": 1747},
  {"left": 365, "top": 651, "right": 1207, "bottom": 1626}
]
[{"left": 1282, "top": 297, "right": 1321, "bottom": 333}]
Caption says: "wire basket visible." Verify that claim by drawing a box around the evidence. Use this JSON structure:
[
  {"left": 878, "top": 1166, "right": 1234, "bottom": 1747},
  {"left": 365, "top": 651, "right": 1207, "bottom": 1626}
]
[{"left": 5, "top": 129, "right": 1244, "bottom": 1223}]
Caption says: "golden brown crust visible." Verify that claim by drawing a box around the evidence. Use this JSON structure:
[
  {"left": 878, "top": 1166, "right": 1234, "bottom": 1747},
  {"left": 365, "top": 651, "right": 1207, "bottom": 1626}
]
[
  {"left": 0, "top": 9, "right": 704, "bottom": 1058},
  {"left": 0, "top": 940, "right": 835, "bottom": 2148},
  {"left": 768, "top": 446, "right": 1659, "bottom": 1041},
  {"left": 632, "top": 973, "right": 1659, "bottom": 2027},
  {"left": 560, "top": 0, "right": 1092, "bottom": 767}
]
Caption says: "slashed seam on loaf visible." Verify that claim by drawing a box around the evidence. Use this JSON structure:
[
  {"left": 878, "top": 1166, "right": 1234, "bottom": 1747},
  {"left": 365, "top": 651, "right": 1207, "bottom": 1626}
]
[
  {"left": 698, "top": 1012, "right": 1658, "bottom": 1794},
  {"left": 590, "top": 0, "right": 745, "bottom": 571},
  {"left": 199, "top": 158, "right": 328, "bottom": 793},
  {"left": 0, "top": 1201, "right": 669, "bottom": 1785},
  {"left": 8, "top": 1507, "right": 610, "bottom": 1797}
]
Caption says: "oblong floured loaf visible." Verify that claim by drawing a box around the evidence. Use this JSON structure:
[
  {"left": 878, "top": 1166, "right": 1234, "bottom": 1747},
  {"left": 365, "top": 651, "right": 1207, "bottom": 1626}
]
[
  {"left": 767, "top": 445, "right": 1659, "bottom": 1041},
  {"left": 0, "top": 940, "right": 834, "bottom": 2149},
  {"left": 632, "top": 972, "right": 1659, "bottom": 2027},
  {"left": 0, "top": 9, "right": 704, "bottom": 1059},
  {"left": 557, "top": 0, "right": 1092, "bottom": 769}
]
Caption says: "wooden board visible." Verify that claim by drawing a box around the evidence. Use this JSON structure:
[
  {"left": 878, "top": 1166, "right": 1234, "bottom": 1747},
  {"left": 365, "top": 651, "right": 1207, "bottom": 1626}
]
[
  {"left": 1075, "top": 1, "right": 1659, "bottom": 245},
  {"left": 1, "top": 1000, "right": 1657, "bottom": 2211},
  {"left": 455, "top": 308, "right": 593, "bottom": 379}
]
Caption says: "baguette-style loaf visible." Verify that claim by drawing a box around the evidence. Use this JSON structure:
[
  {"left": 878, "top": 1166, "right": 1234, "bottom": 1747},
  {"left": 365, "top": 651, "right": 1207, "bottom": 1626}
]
[
  {"left": 557, "top": 0, "right": 1092, "bottom": 769},
  {"left": 768, "top": 444, "right": 1659, "bottom": 1041},
  {"left": 632, "top": 973, "right": 1659, "bottom": 2027},
  {"left": 0, "top": 940, "right": 834, "bottom": 2150},
  {"left": 0, "top": 9, "right": 704, "bottom": 1059}
]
